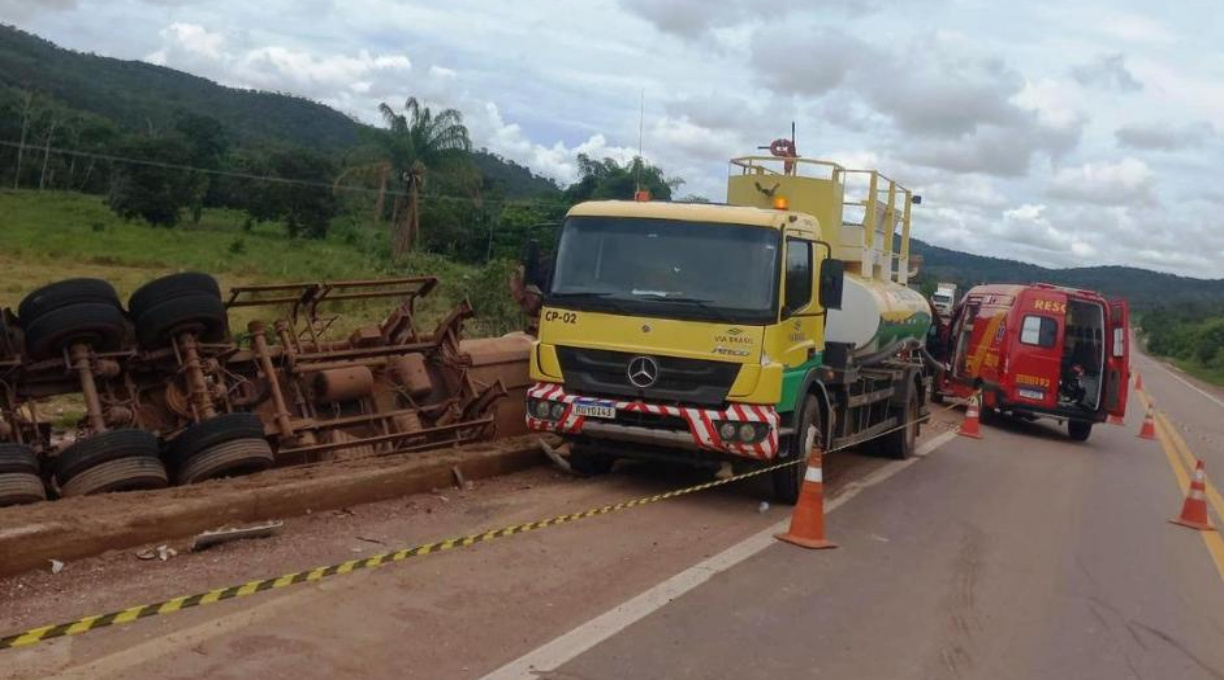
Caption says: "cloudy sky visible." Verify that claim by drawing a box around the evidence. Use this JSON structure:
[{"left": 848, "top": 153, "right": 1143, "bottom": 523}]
[{"left": 3, "top": 0, "right": 1222, "bottom": 278}]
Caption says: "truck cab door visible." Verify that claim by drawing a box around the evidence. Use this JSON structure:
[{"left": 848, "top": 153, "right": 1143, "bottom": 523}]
[
  {"left": 776, "top": 237, "right": 819, "bottom": 369},
  {"left": 1104, "top": 299, "right": 1131, "bottom": 417}
]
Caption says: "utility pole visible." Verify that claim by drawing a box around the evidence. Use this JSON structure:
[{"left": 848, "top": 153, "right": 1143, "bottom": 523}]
[
  {"left": 13, "top": 90, "right": 33, "bottom": 190},
  {"left": 39, "top": 115, "right": 60, "bottom": 192}
]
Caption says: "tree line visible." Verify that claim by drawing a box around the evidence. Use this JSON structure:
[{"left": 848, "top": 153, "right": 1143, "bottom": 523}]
[
  {"left": 0, "top": 86, "right": 684, "bottom": 264},
  {"left": 1142, "top": 305, "right": 1224, "bottom": 377}
]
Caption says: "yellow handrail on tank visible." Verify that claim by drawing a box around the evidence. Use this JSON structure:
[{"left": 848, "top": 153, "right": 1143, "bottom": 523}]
[{"left": 727, "top": 155, "right": 915, "bottom": 286}]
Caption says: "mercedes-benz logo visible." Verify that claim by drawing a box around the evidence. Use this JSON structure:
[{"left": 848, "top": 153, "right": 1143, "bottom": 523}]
[{"left": 627, "top": 356, "right": 659, "bottom": 389}]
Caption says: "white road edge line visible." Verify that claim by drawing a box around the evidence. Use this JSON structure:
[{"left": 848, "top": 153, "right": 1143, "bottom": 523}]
[
  {"left": 1147, "top": 356, "right": 1224, "bottom": 411},
  {"left": 478, "top": 429, "right": 961, "bottom": 680}
]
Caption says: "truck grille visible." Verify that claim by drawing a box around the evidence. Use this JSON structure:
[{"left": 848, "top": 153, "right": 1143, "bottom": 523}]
[{"left": 556, "top": 347, "right": 740, "bottom": 407}]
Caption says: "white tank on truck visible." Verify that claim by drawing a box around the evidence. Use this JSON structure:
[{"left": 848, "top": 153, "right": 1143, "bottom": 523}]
[{"left": 826, "top": 277, "right": 931, "bottom": 358}]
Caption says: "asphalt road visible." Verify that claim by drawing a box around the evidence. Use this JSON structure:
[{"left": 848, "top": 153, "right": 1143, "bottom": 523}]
[
  {"left": 487, "top": 351, "right": 1224, "bottom": 680},
  {"left": 5, "top": 350, "right": 1224, "bottom": 680}
]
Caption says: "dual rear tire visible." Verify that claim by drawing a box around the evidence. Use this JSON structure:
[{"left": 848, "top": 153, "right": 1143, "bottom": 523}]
[
  {"left": 0, "top": 444, "right": 46, "bottom": 507},
  {"left": 167, "top": 413, "right": 273, "bottom": 485},
  {"left": 18, "top": 279, "right": 127, "bottom": 359},
  {"left": 53, "top": 429, "right": 168, "bottom": 497},
  {"left": 128, "top": 273, "right": 228, "bottom": 349}
]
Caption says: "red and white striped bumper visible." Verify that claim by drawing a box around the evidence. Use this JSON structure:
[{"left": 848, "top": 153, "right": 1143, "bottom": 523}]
[{"left": 526, "top": 382, "right": 781, "bottom": 460}]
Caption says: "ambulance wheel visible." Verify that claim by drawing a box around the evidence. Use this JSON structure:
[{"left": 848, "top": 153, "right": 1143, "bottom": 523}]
[
  {"left": 1068, "top": 420, "right": 1093, "bottom": 442},
  {"left": 880, "top": 388, "right": 919, "bottom": 460},
  {"left": 773, "top": 395, "right": 821, "bottom": 504},
  {"left": 568, "top": 443, "right": 614, "bottom": 476}
]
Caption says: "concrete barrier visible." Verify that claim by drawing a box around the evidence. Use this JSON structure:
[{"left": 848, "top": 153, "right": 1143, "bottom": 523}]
[{"left": 0, "top": 435, "right": 547, "bottom": 578}]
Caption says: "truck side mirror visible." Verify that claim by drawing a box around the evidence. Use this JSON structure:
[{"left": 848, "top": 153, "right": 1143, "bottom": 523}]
[
  {"left": 819, "top": 259, "right": 844, "bottom": 311},
  {"left": 522, "top": 239, "right": 547, "bottom": 291}
]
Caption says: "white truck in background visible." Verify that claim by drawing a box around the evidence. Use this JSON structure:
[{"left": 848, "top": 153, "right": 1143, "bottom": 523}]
[{"left": 932, "top": 283, "right": 958, "bottom": 318}]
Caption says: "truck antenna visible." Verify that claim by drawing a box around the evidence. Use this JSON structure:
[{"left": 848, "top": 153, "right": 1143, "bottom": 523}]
[{"left": 636, "top": 88, "right": 645, "bottom": 192}]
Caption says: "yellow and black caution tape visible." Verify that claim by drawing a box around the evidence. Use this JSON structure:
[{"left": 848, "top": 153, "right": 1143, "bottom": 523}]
[
  {"left": 1, "top": 394, "right": 968, "bottom": 651},
  {"left": 0, "top": 459, "right": 795, "bottom": 651}
]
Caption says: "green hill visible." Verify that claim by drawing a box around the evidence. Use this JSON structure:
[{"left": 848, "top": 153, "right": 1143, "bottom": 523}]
[
  {"left": 0, "top": 23, "right": 562, "bottom": 201},
  {"left": 911, "top": 239, "right": 1224, "bottom": 309},
  {"left": 0, "top": 24, "right": 361, "bottom": 151}
]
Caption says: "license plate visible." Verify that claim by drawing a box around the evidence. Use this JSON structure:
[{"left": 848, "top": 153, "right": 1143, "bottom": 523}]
[
  {"left": 1018, "top": 388, "right": 1045, "bottom": 401},
  {"left": 572, "top": 402, "right": 616, "bottom": 419}
]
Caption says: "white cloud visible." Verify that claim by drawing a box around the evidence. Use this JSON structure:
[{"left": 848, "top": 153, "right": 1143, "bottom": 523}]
[
  {"left": 617, "top": 0, "right": 878, "bottom": 39},
  {"left": 0, "top": 0, "right": 77, "bottom": 20},
  {"left": 1071, "top": 53, "right": 1143, "bottom": 92},
  {"left": 1099, "top": 13, "right": 1175, "bottom": 44},
  {"left": 1048, "top": 157, "right": 1156, "bottom": 205},
  {"left": 1115, "top": 121, "right": 1214, "bottom": 151},
  {"left": 160, "top": 22, "right": 224, "bottom": 59},
  {"left": 749, "top": 28, "right": 868, "bottom": 97},
  {"left": 9, "top": 0, "right": 1222, "bottom": 277}
]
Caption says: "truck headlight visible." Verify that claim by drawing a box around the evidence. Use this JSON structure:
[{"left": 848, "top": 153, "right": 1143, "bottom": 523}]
[
  {"left": 713, "top": 419, "right": 769, "bottom": 444},
  {"left": 531, "top": 400, "right": 553, "bottom": 419},
  {"left": 551, "top": 402, "right": 567, "bottom": 419}
]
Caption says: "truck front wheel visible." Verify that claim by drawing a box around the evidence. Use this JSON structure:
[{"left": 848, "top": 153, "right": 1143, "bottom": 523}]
[
  {"left": 568, "top": 443, "right": 615, "bottom": 476},
  {"left": 772, "top": 395, "right": 822, "bottom": 504}
]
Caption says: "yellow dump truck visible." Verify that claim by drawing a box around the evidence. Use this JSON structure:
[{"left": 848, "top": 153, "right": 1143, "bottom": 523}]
[{"left": 522, "top": 153, "right": 933, "bottom": 502}]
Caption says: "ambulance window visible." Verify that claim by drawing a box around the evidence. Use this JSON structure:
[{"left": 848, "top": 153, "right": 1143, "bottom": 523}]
[
  {"left": 1020, "top": 315, "right": 1057, "bottom": 347},
  {"left": 784, "top": 239, "right": 813, "bottom": 314},
  {"left": 1113, "top": 327, "right": 1125, "bottom": 357}
]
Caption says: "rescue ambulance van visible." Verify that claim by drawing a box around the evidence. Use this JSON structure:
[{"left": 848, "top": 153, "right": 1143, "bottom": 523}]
[{"left": 937, "top": 283, "right": 1130, "bottom": 441}]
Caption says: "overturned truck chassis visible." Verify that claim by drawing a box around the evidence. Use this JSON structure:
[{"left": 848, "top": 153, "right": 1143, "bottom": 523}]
[{"left": 0, "top": 275, "right": 513, "bottom": 501}]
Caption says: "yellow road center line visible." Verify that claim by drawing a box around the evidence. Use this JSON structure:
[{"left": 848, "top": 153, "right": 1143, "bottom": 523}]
[{"left": 1154, "top": 415, "right": 1224, "bottom": 585}]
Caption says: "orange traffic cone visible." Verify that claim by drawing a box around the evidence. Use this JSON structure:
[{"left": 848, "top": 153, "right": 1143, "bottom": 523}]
[
  {"left": 1135, "top": 372, "right": 1144, "bottom": 392},
  {"left": 775, "top": 453, "right": 837, "bottom": 550},
  {"left": 1137, "top": 409, "right": 1157, "bottom": 440},
  {"left": 1171, "top": 460, "right": 1215, "bottom": 532},
  {"left": 958, "top": 392, "right": 983, "bottom": 439}
]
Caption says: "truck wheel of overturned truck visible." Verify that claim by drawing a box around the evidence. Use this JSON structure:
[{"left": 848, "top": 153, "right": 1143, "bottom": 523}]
[
  {"left": 22, "top": 303, "right": 128, "bottom": 359},
  {"left": 568, "top": 442, "right": 615, "bottom": 476},
  {"left": 1068, "top": 420, "right": 1093, "bottom": 442},
  {"left": 168, "top": 413, "right": 266, "bottom": 466},
  {"left": 52, "top": 428, "right": 162, "bottom": 485},
  {"left": 128, "top": 272, "right": 221, "bottom": 320},
  {"left": 176, "top": 437, "right": 274, "bottom": 484},
  {"left": 59, "top": 457, "right": 169, "bottom": 497},
  {"left": 0, "top": 443, "right": 42, "bottom": 476},
  {"left": 18, "top": 278, "right": 121, "bottom": 324},
  {"left": 772, "top": 394, "right": 821, "bottom": 504},
  {"left": 134, "top": 294, "right": 229, "bottom": 349},
  {"left": 53, "top": 429, "right": 168, "bottom": 497},
  {"left": 0, "top": 472, "right": 47, "bottom": 506},
  {"left": 879, "top": 388, "right": 919, "bottom": 460}
]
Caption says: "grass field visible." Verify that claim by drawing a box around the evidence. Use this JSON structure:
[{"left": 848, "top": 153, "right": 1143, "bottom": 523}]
[
  {"left": 0, "top": 189, "right": 524, "bottom": 337},
  {"left": 1171, "top": 359, "right": 1224, "bottom": 389}
]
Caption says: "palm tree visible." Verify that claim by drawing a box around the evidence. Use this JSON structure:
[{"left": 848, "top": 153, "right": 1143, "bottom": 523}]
[{"left": 377, "top": 97, "right": 473, "bottom": 256}]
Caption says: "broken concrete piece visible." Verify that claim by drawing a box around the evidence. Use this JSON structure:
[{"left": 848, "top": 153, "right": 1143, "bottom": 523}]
[{"left": 191, "top": 521, "right": 283, "bottom": 552}]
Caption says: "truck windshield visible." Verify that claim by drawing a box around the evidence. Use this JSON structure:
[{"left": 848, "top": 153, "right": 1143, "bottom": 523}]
[{"left": 549, "top": 216, "right": 780, "bottom": 325}]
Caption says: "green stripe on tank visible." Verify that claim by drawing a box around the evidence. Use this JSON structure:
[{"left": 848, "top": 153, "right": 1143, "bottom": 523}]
[{"left": 778, "top": 353, "right": 823, "bottom": 414}]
